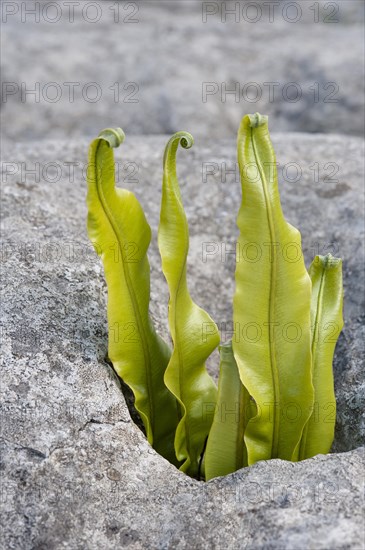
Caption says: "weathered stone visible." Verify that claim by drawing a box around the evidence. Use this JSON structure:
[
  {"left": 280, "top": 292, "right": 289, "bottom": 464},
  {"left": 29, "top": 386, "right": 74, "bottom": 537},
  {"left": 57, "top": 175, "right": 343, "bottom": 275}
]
[
  {"left": 1, "top": 133, "right": 364, "bottom": 549},
  {"left": 1, "top": 1, "right": 364, "bottom": 142}
]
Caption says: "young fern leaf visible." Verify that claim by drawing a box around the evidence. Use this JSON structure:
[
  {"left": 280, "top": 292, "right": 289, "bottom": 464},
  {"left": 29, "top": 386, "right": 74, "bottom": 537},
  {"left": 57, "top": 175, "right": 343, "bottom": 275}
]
[
  {"left": 158, "top": 132, "right": 220, "bottom": 478},
  {"left": 86, "top": 128, "right": 179, "bottom": 465},
  {"left": 205, "top": 340, "right": 254, "bottom": 481},
  {"left": 232, "top": 114, "right": 314, "bottom": 464},
  {"left": 299, "top": 254, "right": 344, "bottom": 459}
]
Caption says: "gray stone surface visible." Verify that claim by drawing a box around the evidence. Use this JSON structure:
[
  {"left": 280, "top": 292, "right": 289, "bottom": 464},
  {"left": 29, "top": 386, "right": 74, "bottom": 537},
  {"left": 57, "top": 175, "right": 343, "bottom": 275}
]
[
  {"left": 1, "top": 0, "right": 364, "bottom": 142},
  {"left": 1, "top": 132, "right": 364, "bottom": 549}
]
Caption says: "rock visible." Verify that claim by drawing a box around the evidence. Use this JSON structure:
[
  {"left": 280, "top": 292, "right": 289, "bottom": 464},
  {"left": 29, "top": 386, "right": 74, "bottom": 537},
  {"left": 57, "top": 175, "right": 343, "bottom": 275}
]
[
  {"left": 1, "top": 132, "right": 364, "bottom": 549},
  {"left": 1, "top": 1, "right": 364, "bottom": 142}
]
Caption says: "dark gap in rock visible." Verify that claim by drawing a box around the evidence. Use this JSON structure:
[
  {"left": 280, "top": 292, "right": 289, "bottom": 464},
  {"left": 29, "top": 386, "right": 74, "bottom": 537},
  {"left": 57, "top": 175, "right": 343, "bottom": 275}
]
[{"left": 105, "top": 358, "right": 146, "bottom": 437}]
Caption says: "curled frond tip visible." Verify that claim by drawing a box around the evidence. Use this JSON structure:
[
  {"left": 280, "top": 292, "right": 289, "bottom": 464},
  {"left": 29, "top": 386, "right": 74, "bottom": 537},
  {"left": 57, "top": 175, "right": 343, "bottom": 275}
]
[
  {"left": 98, "top": 127, "right": 125, "bottom": 148},
  {"left": 247, "top": 113, "right": 268, "bottom": 129}
]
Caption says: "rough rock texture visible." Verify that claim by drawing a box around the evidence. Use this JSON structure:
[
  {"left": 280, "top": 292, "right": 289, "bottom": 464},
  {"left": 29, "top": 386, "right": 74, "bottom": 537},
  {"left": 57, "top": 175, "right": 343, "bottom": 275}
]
[
  {"left": 1, "top": 133, "right": 364, "bottom": 549},
  {"left": 1, "top": 0, "right": 364, "bottom": 142}
]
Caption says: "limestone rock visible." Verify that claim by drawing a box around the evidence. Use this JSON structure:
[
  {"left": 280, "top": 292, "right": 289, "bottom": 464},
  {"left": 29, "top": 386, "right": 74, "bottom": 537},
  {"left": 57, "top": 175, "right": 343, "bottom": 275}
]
[
  {"left": 1, "top": 133, "right": 364, "bottom": 549},
  {"left": 1, "top": 1, "right": 364, "bottom": 142}
]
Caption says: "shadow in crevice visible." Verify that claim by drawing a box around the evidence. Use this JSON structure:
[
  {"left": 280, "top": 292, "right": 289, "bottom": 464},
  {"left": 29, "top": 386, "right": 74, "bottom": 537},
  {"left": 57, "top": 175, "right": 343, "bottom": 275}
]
[{"left": 104, "top": 357, "right": 146, "bottom": 437}]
